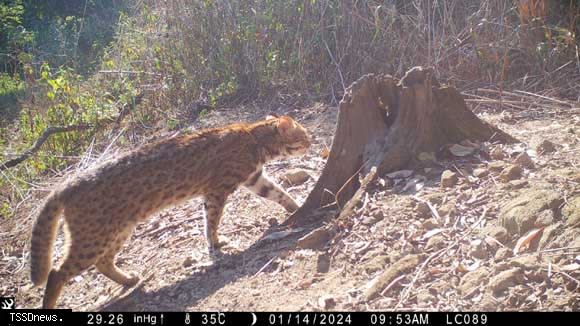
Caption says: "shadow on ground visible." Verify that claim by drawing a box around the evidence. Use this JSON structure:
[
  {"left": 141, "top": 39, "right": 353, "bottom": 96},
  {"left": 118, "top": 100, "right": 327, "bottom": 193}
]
[{"left": 100, "top": 218, "right": 327, "bottom": 311}]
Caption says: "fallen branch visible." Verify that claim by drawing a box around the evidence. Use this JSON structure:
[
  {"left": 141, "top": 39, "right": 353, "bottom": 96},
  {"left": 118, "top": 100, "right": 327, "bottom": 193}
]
[
  {"left": 0, "top": 125, "right": 91, "bottom": 171},
  {"left": 98, "top": 70, "right": 163, "bottom": 76}
]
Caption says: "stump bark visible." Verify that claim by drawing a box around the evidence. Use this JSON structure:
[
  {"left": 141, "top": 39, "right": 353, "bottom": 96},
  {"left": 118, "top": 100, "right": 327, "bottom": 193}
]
[{"left": 285, "top": 66, "right": 517, "bottom": 226}]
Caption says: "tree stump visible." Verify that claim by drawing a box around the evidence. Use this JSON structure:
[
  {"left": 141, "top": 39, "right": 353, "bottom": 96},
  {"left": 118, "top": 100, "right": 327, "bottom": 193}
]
[{"left": 285, "top": 66, "right": 517, "bottom": 226}]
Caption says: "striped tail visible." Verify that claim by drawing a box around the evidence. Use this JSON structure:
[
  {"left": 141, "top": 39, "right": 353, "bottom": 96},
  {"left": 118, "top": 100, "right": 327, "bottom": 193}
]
[{"left": 30, "top": 192, "right": 63, "bottom": 286}]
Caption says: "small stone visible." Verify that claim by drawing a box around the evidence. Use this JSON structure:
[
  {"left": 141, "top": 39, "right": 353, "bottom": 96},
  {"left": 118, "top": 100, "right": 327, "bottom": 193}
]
[
  {"left": 416, "top": 290, "right": 436, "bottom": 306},
  {"left": 183, "top": 256, "right": 194, "bottom": 268},
  {"left": 283, "top": 169, "right": 311, "bottom": 185},
  {"left": 499, "top": 164, "right": 522, "bottom": 182},
  {"left": 535, "top": 209, "right": 555, "bottom": 227},
  {"left": 317, "top": 253, "right": 331, "bottom": 273},
  {"left": 494, "top": 247, "right": 512, "bottom": 262},
  {"left": 438, "top": 202, "right": 457, "bottom": 218},
  {"left": 537, "top": 224, "right": 560, "bottom": 250},
  {"left": 372, "top": 210, "right": 385, "bottom": 221},
  {"left": 483, "top": 225, "right": 509, "bottom": 244},
  {"left": 479, "top": 296, "right": 497, "bottom": 310},
  {"left": 422, "top": 219, "right": 440, "bottom": 230},
  {"left": 318, "top": 296, "right": 336, "bottom": 309},
  {"left": 470, "top": 239, "right": 488, "bottom": 260},
  {"left": 490, "top": 147, "right": 505, "bottom": 160},
  {"left": 362, "top": 210, "right": 384, "bottom": 225},
  {"left": 268, "top": 217, "right": 279, "bottom": 226},
  {"left": 509, "top": 255, "right": 540, "bottom": 270},
  {"left": 488, "top": 161, "right": 506, "bottom": 172},
  {"left": 508, "top": 179, "right": 528, "bottom": 189},
  {"left": 416, "top": 202, "right": 431, "bottom": 218},
  {"left": 362, "top": 216, "right": 378, "bottom": 225},
  {"left": 424, "top": 193, "right": 444, "bottom": 206},
  {"left": 514, "top": 152, "right": 535, "bottom": 169},
  {"left": 488, "top": 268, "right": 525, "bottom": 295},
  {"left": 459, "top": 267, "right": 490, "bottom": 296},
  {"left": 425, "top": 235, "right": 446, "bottom": 251},
  {"left": 362, "top": 255, "right": 390, "bottom": 274},
  {"left": 441, "top": 170, "right": 458, "bottom": 188},
  {"left": 297, "top": 227, "right": 334, "bottom": 250},
  {"left": 562, "top": 196, "right": 580, "bottom": 227},
  {"left": 536, "top": 140, "right": 556, "bottom": 154},
  {"left": 473, "top": 168, "right": 489, "bottom": 178}
]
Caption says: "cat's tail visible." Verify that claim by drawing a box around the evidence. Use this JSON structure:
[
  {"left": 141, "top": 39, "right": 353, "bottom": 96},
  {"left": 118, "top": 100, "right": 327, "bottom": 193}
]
[{"left": 30, "top": 191, "right": 64, "bottom": 286}]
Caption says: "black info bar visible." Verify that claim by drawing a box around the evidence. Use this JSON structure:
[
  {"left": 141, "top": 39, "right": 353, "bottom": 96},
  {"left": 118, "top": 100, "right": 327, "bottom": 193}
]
[{"left": 0, "top": 311, "right": 577, "bottom": 326}]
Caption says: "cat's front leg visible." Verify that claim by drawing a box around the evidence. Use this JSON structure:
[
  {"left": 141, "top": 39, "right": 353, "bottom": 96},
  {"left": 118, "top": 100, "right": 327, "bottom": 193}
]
[
  {"left": 203, "top": 193, "right": 228, "bottom": 254},
  {"left": 244, "top": 170, "right": 299, "bottom": 212}
]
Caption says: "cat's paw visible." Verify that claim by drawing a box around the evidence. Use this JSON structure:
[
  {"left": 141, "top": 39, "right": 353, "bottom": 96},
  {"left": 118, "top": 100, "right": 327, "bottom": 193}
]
[
  {"left": 124, "top": 272, "right": 140, "bottom": 287},
  {"left": 284, "top": 200, "right": 300, "bottom": 212}
]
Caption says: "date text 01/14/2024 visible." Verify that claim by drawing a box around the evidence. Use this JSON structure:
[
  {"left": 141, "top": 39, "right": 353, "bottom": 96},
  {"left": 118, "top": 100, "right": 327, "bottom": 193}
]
[{"left": 265, "top": 313, "right": 488, "bottom": 326}]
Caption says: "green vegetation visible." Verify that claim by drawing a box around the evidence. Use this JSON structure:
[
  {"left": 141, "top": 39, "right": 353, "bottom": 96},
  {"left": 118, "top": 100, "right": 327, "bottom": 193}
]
[{"left": 0, "top": 0, "right": 578, "bottom": 218}]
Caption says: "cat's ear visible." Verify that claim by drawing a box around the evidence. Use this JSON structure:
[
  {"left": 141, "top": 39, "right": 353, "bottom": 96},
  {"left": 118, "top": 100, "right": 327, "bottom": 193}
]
[{"left": 277, "top": 116, "right": 295, "bottom": 134}]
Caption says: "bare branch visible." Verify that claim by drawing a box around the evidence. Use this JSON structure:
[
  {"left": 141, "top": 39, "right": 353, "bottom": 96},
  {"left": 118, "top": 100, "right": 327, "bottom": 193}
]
[{"left": 1, "top": 125, "right": 92, "bottom": 171}]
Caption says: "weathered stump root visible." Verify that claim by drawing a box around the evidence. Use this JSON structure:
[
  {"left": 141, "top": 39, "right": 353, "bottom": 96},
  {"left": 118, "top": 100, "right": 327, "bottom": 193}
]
[{"left": 285, "top": 66, "right": 517, "bottom": 226}]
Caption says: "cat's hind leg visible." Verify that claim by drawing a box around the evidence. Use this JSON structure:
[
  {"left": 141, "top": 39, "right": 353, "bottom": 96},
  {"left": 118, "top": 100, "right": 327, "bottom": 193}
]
[{"left": 95, "top": 227, "right": 139, "bottom": 286}]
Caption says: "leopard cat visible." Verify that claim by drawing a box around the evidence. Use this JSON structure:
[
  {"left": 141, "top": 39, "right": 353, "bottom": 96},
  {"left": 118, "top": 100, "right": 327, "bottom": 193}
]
[{"left": 30, "top": 115, "right": 311, "bottom": 309}]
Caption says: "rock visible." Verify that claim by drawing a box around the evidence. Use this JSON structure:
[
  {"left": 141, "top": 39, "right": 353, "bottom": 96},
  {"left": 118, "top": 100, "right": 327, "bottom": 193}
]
[
  {"left": 470, "top": 239, "right": 488, "bottom": 259},
  {"left": 537, "top": 223, "right": 561, "bottom": 250},
  {"left": 514, "top": 152, "right": 535, "bottom": 169},
  {"left": 499, "top": 189, "right": 563, "bottom": 235},
  {"left": 268, "top": 217, "right": 279, "bottom": 226},
  {"left": 490, "top": 147, "right": 505, "bottom": 160},
  {"left": 535, "top": 209, "right": 555, "bottom": 227},
  {"left": 441, "top": 170, "right": 458, "bottom": 188},
  {"left": 362, "top": 210, "right": 384, "bottom": 225},
  {"left": 297, "top": 227, "right": 334, "bottom": 250},
  {"left": 438, "top": 202, "right": 457, "bottom": 218},
  {"left": 183, "top": 256, "right": 194, "bottom": 268},
  {"left": 424, "top": 193, "right": 444, "bottom": 206},
  {"left": 416, "top": 201, "right": 431, "bottom": 218},
  {"left": 317, "top": 253, "right": 331, "bottom": 273},
  {"left": 362, "top": 255, "right": 391, "bottom": 274},
  {"left": 509, "top": 255, "right": 540, "bottom": 270},
  {"left": 562, "top": 196, "right": 580, "bottom": 227},
  {"left": 459, "top": 267, "right": 490, "bottom": 296},
  {"left": 422, "top": 219, "right": 440, "bottom": 230},
  {"left": 282, "top": 169, "right": 311, "bottom": 185},
  {"left": 499, "top": 164, "right": 522, "bottom": 182},
  {"left": 318, "top": 295, "right": 336, "bottom": 309},
  {"left": 425, "top": 235, "right": 446, "bottom": 252},
  {"left": 488, "top": 268, "right": 525, "bottom": 295},
  {"left": 363, "top": 254, "right": 423, "bottom": 301},
  {"left": 473, "top": 168, "right": 489, "bottom": 178},
  {"left": 494, "top": 247, "right": 512, "bottom": 262},
  {"left": 488, "top": 161, "right": 506, "bottom": 172},
  {"left": 507, "top": 179, "right": 528, "bottom": 189},
  {"left": 386, "top": 170, "right": 414, "bottom": 179},
  {"left": 416, "top": 290, "right": 436, "bottom": 306},
  {"left": 483, "top": 225, "right": 509, "bottom": 244},
  {"left": 536, "top": 140, "right": 556, "bottom": 154},
  {"left": 479, "top": 296, "right": 497, "bottom": 310},
  {"left": 372, "top": 210, "right": 384, "bottom": 220}
]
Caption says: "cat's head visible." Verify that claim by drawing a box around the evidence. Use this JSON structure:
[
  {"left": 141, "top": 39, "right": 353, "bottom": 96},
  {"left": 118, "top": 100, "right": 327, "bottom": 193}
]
[{"left": 270, "top": 115, "right": 311, "bottom": 157}]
